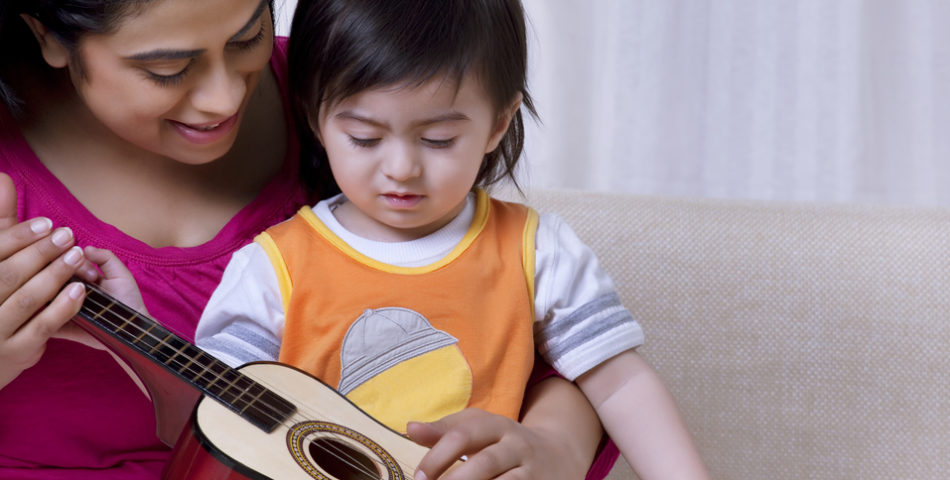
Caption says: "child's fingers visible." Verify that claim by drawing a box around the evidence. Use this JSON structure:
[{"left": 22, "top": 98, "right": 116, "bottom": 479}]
[
  {"left": 82, "top": 246, "right": 147, "bottom": 313},
  {"left": 83, "top": 246, "right": 129, "bottom": 280},
  {"left": 412, "top": 409, "right": 511, "bottom": 480}
]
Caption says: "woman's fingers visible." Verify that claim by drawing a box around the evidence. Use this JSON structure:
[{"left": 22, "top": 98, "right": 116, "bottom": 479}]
[
  {"left": 13, "top": 280, "right": 86, "bottom": 347},
  {"left": 0, "top": 233, "right": 83, "bottom": 338}
]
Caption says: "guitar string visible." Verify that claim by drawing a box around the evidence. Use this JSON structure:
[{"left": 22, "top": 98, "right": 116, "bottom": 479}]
[
  {"left": 78, "top": 294, "right": 394, "bottom": 480},
  {"left": 79, "top": 291, "right": 417, "bottom": 479}
]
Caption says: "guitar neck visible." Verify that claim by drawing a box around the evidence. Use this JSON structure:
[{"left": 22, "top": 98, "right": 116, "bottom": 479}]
[{"left": 77, "top": 282, "right": 296, "bottom": 433}]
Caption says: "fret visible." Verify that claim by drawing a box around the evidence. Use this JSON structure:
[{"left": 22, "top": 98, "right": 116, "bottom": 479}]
[
  {"left": 240, "top": 386, "right": 267, "bottom": 414},
  {"left": 193, "top": 355, "right": 222, "bottom": 390},
  {"left": 133, "top": 323, "right": 157, "bottom": 344},
  {"left": 149, "top": 333, "right": 172, "bottom": 356},
  {"left": 213, "top": 369, "right": 246, "bottom": 405},
  {"left": 164, "top": 339, "right": 190, "bottom": 367}
]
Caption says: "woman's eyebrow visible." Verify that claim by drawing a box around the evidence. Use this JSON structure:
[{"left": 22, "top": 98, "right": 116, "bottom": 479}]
[
  {"left": 125, "top": 48, "right": 204, "bottom": 62},
  {"left": 228, "top": 0, "right": 269, "bottom": 42},
  {"left": 124, "top": 0, "right": 267, "bottom": 62}
]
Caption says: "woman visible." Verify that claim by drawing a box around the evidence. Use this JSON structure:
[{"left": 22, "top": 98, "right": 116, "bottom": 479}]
[{"left": 0, "top": 1, "right": 607, "bottom": 478}]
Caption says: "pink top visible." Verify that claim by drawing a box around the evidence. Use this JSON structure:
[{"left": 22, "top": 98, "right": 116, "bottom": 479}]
[{"left": 0, "top": 38, "right": 310, "bottom": 479}]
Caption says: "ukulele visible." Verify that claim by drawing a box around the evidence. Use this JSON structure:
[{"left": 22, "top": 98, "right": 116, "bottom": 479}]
[{"left": 74, "top": 281, "right": 444, "bottom": 480}]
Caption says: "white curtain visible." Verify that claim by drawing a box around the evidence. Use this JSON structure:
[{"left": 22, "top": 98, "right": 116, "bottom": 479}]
[
  {"left": 277, "top": 1, "right": 950, "bottom": 206},
  {"left": 522, "top": 0, "right": 950, "bottom": 205}
]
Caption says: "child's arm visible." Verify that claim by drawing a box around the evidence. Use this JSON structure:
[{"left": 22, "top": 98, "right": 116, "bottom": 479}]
[
  {"left": 408, "top": 375, "right": 602, "bottom": 480},
  {"left": 576, "top": 349, "right": 710, "bottom": 480}
]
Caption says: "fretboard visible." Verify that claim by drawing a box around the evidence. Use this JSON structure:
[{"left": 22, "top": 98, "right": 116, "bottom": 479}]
[{"left": 77, "top": 282, "right": 297, "bottom": 433}]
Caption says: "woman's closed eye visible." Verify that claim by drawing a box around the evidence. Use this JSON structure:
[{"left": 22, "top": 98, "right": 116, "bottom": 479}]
[
  {"left": 229, "top": 23, "right": 267, "bottom": 51},
  {"left": 142, "top": 60, "right": 195, "bottom": 88}
]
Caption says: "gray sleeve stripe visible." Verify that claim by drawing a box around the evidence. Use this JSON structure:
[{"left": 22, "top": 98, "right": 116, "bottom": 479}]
[
  {"left": 542, "top": 308, "right": 639, "bottom": 361},
  {"left": 221, "top": 323, "right": 281, "bottom": 358},
  {"left": 538, "top": 291, "right": 626, "bottom": 339},
  {"left": 536, "top": 292, "right": 641, "bottom": 360},
  {"left": 198, "top": 324, "right": 281, "bottom": 366}
]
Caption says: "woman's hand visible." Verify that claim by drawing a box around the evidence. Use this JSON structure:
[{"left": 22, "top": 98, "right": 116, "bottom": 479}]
[
  {"left": 407, "top": 377, "right": 600, "bottom": 480},
  {"left": 0, "top": 173, "right": 97, "bottom": 389}
]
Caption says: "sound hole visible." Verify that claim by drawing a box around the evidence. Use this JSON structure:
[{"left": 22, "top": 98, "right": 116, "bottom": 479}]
[{"left": 309, "top": 437, "right": 381, "bottom": 480}]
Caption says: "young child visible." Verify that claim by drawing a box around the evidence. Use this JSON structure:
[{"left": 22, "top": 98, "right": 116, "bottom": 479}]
[{"left": 196, "top": 0, "right": 710, "bottom": 478}]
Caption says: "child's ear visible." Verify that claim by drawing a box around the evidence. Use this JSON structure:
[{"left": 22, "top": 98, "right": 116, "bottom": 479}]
[
  {"left": 485, "top": 92, "right": 524, "bottom": 154},
  {"left": 20, "top": 14, "right": 71, "bottom": 69}
]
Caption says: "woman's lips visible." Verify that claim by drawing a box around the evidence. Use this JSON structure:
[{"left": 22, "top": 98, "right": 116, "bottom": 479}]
[{"left": 169, "top": 113, "right": 239, "bottom": 145}]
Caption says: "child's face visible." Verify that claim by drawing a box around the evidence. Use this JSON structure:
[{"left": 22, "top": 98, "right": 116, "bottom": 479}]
[
  {"left": 315, "top": 73, "right": 513, "bottom": 242},
  {"left": 43, "top": 0, "right": 274, "bottom": 165}
]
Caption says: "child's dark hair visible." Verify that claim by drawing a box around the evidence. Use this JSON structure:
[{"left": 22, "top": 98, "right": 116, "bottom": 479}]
[{"left": 288, "top": 0, "right": 537, "bottom": 196}]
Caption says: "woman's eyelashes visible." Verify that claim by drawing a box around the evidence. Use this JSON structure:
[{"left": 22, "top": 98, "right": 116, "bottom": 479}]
[
  {"left": 143, "top": 60, "right": 194, "bottom": 87},
  {"left": 230, "top": 23, "right": 267, "bottom": 51}
]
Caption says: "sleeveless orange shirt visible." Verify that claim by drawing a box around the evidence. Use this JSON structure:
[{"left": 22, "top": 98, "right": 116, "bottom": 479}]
[{"left": 258, "top": 191, "right": 539, "bottom": 432}]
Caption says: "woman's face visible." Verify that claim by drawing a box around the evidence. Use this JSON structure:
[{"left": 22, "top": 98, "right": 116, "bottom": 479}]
[{"left": 64, "top": 0, "right": 274, "bottom": 164}]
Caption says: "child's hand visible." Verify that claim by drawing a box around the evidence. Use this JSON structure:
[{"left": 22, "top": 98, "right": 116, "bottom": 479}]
[
  {"left": 82, "top": 246, "right": 147, "bottom": 313},
  {"left": 407, "top": 408, "right": 584, "bottom": 480},
  {"left": 51, "top": 246, "right": 148, "bottom": 350}
]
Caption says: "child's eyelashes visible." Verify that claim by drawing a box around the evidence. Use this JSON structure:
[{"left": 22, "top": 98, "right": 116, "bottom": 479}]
[
  {"left": 347, "top": 136, "right": 456, "bottom": 149},
  {"left": 422, "top": 137, "right": 455, "bottom": 149},
  {"left": 348, "top": 136, "right": 381, "bottom": 148}
]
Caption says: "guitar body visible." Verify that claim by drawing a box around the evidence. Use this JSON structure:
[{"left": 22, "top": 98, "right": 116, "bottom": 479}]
[{"left": 165, "top": 362, "right": 430, "bottom": 480}]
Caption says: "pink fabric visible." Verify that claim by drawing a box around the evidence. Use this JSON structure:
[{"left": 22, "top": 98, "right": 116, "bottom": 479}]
[{"left": 0, "top": 37, "right": 309, "bottom": 479}]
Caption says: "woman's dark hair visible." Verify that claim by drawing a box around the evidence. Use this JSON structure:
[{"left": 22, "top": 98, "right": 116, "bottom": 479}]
[
  {"left": 0, "top": 0, "right": 274, "bottom": 114},
  {"left": 0, "top": 1, "right": 155, "bottom": 113},
  {"left": 288, "top": 0, "right": 537, "bottom": 196}
]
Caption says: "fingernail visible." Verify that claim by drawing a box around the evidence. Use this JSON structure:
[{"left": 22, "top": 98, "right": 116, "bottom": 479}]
[
  {"left": 415, "top": 471, "right": 428, "bottom": 480},
  {"left": 67, "top": 282, "right": 85, "bottom": 300},
  {"left": 30, "top": 217, "right": 52, "bottom": 234},
  {"left": 84, "top": 266, "right": 99, "bottom": 279},
  {"left": 64, "top": 246, "right": 82, "bottom": 266},
  {"left": 51, "top": 227, "right": 73, "bottom": 247}
]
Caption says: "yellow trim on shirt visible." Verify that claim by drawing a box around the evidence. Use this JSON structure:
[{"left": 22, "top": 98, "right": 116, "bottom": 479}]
[
  {"left": 297, "top": 190, "right": 492, "bottom": 275},
  {"left": 521, "top": 208, "right": 539, "bottom": 320},
  {"left": 255, "top": 232, "right": 293, "bottom": 311}
]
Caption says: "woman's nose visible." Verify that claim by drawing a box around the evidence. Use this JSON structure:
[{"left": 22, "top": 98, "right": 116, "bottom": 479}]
[{"left": 189, "top": 62, "right": 246, "bottom": 117}]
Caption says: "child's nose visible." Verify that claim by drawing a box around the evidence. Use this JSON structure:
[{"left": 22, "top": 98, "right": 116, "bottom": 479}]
[{"left": 381, "top": 146, "right": 422, "bottom": 181}]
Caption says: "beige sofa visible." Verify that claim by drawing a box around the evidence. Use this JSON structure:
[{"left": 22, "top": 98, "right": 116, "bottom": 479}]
[{"left": 524, "top": 189, "right": 950, "bottom": 480}]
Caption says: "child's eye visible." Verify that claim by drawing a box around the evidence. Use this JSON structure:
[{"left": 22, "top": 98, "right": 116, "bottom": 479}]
[
  {"left": 349, "top": 136, "right": 380, "bottom": 148},
  {"left": 422, "top": 137, "right": 455, "bottom": 149}
]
